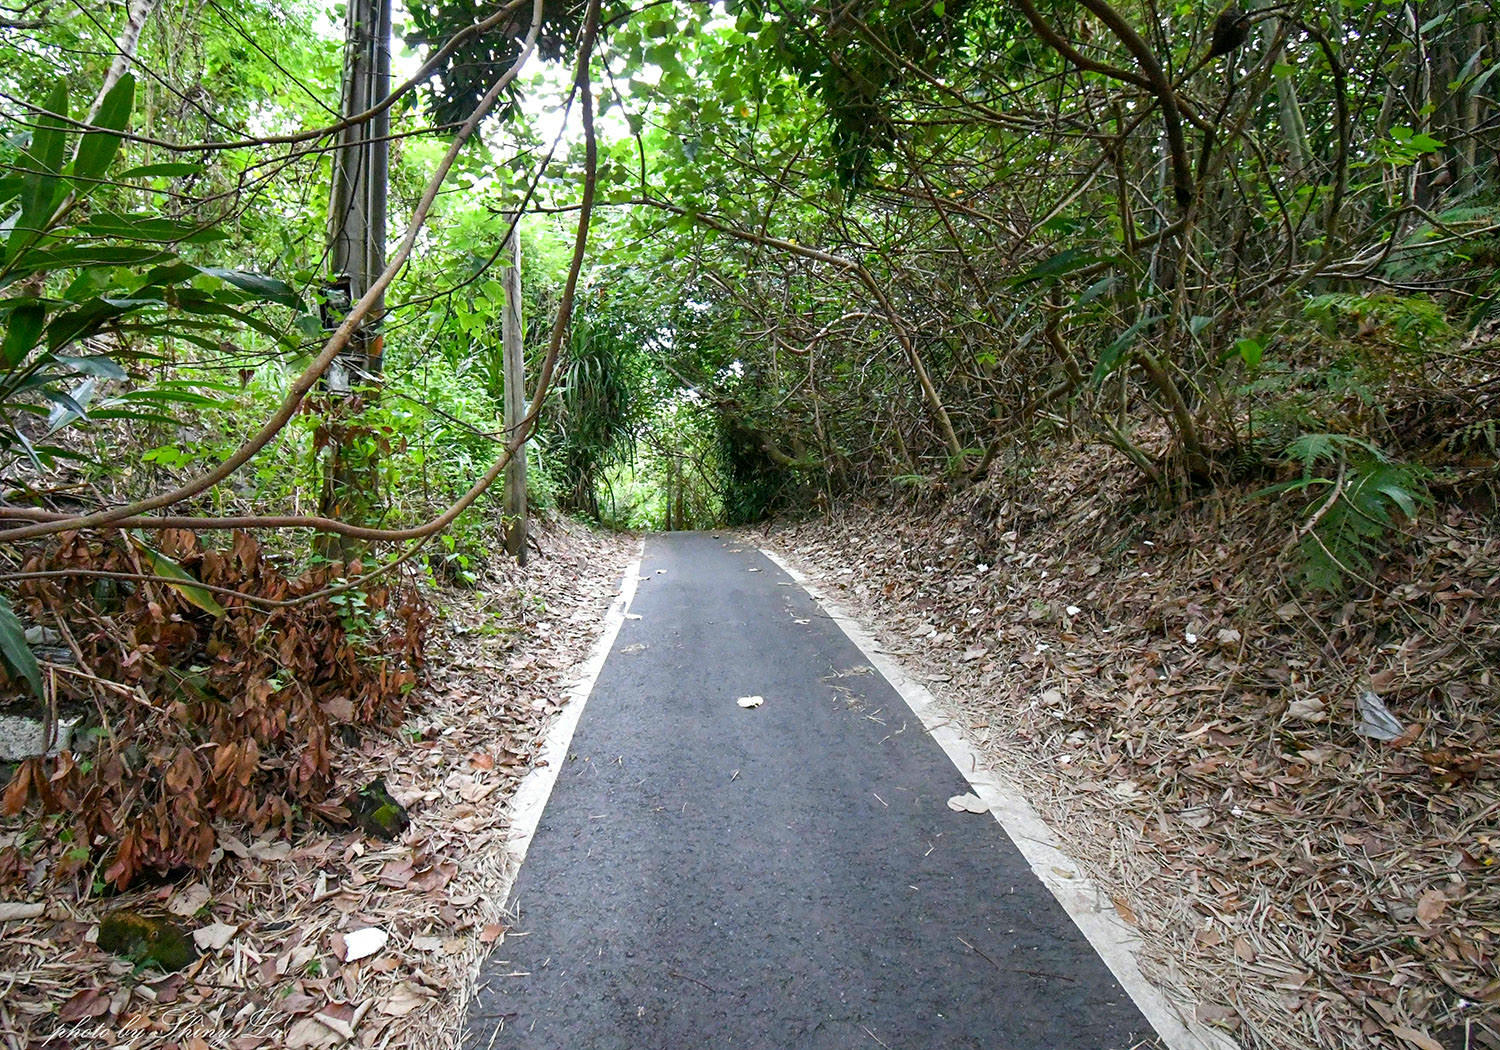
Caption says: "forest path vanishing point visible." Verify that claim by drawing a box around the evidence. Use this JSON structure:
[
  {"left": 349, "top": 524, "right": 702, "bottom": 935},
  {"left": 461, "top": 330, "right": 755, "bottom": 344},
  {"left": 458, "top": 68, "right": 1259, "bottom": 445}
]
[{"left": 462, "top": 532, "right": 1239, "bottom": 1050}]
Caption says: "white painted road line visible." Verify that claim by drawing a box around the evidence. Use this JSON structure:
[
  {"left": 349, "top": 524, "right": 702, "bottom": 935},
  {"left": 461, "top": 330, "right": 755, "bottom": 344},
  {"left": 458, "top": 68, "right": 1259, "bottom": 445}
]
[{"left": 760, "top": 546, "right": 1241, "bottom": 1050}]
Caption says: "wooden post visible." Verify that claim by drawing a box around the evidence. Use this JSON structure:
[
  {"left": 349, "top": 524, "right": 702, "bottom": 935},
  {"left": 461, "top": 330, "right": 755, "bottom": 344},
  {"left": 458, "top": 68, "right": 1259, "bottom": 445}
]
[{"left": 502, "top": 215, "right": 528, "bottom": 564}]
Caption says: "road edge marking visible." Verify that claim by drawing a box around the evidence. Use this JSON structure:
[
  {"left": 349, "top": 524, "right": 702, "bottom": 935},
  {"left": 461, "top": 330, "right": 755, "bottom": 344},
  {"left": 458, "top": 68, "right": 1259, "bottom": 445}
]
[
  {"left": 504, "top": 539, "right": 646, "bottom": 877},
  {"left": 760, "top": 546, "right": 1240, "bottom": 1050}
]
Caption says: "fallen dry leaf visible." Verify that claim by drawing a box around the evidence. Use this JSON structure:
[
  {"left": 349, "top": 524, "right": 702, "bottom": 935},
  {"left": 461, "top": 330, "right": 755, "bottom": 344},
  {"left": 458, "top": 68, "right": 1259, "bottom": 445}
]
[
  {"left": 1285, "top": 697, "right": 1327, "bottom": 722},
  {"left": 1415, "top": 889, "right": 1449, "bottom": 927},
  {"left": 1389, "top": 1026, "right": 1446, "bottom": 1050},
  {"left": 167, "top": 883, "right": 211, "bottom": 918},
  {"left": 0, "top": 901, "right": 45, "bottom": 921},
  {"left": 284, "top": 1016, "right": 341, "bottom": 1049},
  {"left": 378, "top": 982, "right": 433, "bottom": 1017},
  {"left": 192, "top": 922, "right": 238, "bottom": 951},
  {"left": 58, "top": 987, "right": 111, "bottom": 1023}
]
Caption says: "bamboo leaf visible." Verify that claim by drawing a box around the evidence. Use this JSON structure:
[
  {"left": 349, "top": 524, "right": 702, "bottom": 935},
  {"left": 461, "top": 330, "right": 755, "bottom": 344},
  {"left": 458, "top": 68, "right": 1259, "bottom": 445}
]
[
  {"left": 194, "top": 267, "right": 303, "bottom": 309},
  {"left": 1, "top": 300, "right": 46, "bottom": 369},
  {"left": 15, "top": 80, "right": 70, "bottom": 243},
  {"left": 0, "top": 596, "right": 43, "bottom": 698},
  {"left": 116, "top": 161, "right": 203, "bottom": 179},
  {"left": 74, "top": 74, "right": 135, "bottom": 184},
  {"left": 131, "top": 535, "right": 227, "bottom": 617}
]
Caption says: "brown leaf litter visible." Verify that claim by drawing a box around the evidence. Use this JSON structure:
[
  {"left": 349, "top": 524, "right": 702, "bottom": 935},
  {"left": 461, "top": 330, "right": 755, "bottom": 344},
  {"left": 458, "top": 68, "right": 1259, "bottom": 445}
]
[
  {"left": 766, "top": 461, "right": 1498, "bottom": 1050},
  {"left": 0, "top": 518, "right": 635, "bottom": 1050}
]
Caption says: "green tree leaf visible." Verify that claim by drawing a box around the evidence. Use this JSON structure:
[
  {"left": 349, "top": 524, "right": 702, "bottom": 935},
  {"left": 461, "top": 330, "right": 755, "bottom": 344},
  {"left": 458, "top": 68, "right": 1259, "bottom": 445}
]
[
  {"left": 74, "top": 74, "right": 135, "bottom": 184},
  {"left": 1, "top": 300, "right": 47, "bottom": 369},
  {"left": 131, "top": 535, "right": 227, "bottom": 617},
  {"left": 194, "top": 267, "right": 303, "bottom": 309},
  {"left": 0, "top": 595, "right": 43, "bottom": 698},
  {"left": 15, "top": 79, "right": 70, "bottom": 243}
]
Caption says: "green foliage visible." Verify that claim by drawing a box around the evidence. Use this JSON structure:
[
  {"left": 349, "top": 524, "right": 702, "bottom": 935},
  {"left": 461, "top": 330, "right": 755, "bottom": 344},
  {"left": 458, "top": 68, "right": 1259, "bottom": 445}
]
[
  {"left": 1302, "top": 293, "right": 1452, "bottom": 359},
  {"left": 0, "top": 75, "right": 305, "bottom": 475},
  {"left": 1262, "top": 435, "right": 1432, "bottom": 592},
  {"left": 0, "top": 596, "right": 42, "bottom": 698},
  {"left": 403, "top": 0, "right": 608, "bottom": 127},
  {"left": 728, "top": 0, "right": 973, "bottom": 187},
  {"left": 544, "top": 307, "right": 639, "bottom": 516}
]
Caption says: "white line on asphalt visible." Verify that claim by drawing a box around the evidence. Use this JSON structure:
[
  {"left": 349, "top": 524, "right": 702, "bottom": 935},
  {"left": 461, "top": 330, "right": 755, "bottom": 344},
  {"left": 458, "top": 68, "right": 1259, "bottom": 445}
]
[
  {"left": 504, "top": 540, "right": 646, "bottom": 878},
  {"left": 760, "top": 546, "right": 1240, "bottom": 1050}
]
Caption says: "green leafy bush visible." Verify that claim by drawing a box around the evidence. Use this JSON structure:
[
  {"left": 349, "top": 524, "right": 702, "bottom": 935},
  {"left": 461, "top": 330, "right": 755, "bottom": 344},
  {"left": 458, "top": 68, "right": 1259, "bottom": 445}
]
[{"left": 1262, "top": 434, "right": 1432, "bottom": 592}]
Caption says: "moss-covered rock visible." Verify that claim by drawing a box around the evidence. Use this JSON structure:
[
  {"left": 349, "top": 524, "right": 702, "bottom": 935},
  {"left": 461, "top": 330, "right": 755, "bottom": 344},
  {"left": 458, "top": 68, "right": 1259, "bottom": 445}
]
[
  {"left": 96, "top": 909, "right": 197, "bottom": 971},
  {"left": 346, "top": 777, "right": 410, "bottom": 840}
]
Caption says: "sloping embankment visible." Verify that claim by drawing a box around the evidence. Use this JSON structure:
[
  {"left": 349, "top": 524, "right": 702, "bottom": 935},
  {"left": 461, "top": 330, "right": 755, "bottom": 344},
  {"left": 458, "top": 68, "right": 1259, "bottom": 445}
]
[{"left": 768, "top": 458, "right": 1498, "bottom": 1050}]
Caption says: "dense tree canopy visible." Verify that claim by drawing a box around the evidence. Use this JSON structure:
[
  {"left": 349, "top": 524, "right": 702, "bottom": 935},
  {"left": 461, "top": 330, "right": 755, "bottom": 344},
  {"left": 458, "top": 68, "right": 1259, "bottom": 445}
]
[{"left": 0, "top": 0, "right": 1491, "bottom": 565}]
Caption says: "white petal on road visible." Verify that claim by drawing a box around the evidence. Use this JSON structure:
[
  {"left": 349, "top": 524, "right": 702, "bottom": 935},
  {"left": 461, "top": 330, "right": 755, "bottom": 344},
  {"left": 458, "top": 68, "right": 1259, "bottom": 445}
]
[
  {"left": 736, "top": 695, "right": 764, "bottom": 709},
  {"left": 947, "top": 793, "right": 988, "bottom": 814}
]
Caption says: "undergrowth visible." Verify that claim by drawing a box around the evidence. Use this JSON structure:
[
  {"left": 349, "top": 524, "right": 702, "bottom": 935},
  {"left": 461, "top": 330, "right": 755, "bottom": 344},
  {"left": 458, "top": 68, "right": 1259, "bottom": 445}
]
[{"left": 0, "top": 529, "right": 428, "bottom": 892}]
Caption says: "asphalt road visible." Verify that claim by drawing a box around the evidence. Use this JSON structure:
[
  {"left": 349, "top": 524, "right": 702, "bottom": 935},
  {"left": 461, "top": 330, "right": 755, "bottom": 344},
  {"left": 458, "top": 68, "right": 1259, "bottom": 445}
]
[{"left": 463, "top": 532, "right": 1163, "bottom": 1050}]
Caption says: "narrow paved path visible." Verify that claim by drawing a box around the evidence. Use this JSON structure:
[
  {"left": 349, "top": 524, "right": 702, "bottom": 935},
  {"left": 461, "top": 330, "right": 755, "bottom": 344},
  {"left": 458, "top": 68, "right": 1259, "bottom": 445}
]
[{"left": 464, "top": 532, "right": 1164, "bottom": 1050}]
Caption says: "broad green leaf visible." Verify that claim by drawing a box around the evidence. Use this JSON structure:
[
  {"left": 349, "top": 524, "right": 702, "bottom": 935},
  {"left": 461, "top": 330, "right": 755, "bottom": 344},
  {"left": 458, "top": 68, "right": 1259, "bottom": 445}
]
[
  {"left": 172, "top": 293, "right": 293, "bottom": 342},
  {"left": 88, "top": 408, "right": 181, "bottom": 427},
  {"left": 1011, "top": 248, "right": 1100, "bottom": 287},
  {"left": 116, "top": 161, "right": 204, "bottom": 179},
  {"left": 1092, "top": 313, "right": 1161, "bottom": 385},
  {"left": 1, "top": 300, "right": 46, "bottom": 368},
  {"left": 42, "top": 385, "right": 92, "bottom": 429},
  {"left": 15, "top": 80, "right": 69, "bottom": 243},
  {"left": 117, "top": 387, "right": 228, "bottom": 409},
  {"left": 54, "top": 354, "right": 127, "bottom": 380},
  {"left": 195, "top": 267, "right": 303, "bottom": 309},
  {"left": 1376, "top": 482, "right": 1419, "bottom": 519},
  {"left": 1235, "top": 337, "right": 1263, "bottom": 368},
  {"left": 131, "top": 535, "right": 227, "bottom": 617},
  {"left": 5, "top": 244, "right": 171, "bottom": 278},
  {"left": 73, "top": 74, "right": 134, "bottom": 184},
  {"left": 1077, "top": 276, "right": 1115, "bottom": 305},
  {"left": 45, "top": 300, "right": 126, "bottom": 351},
  {"left": 0, "top": 595, "right": 42, "bottom": 698},
  {"left": 80, "top": 213, "right": 227, "bottom": 244}
]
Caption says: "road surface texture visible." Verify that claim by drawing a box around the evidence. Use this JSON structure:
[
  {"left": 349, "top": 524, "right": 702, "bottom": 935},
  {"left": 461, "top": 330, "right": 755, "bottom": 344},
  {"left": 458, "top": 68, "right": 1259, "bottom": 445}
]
[{"left": 464, "top": 532, "right": 1165, "bottom": 1050}]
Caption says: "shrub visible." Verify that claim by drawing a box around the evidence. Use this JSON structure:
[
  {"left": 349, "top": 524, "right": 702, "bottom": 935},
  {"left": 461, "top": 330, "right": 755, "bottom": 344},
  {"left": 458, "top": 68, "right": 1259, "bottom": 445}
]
[{"left": 0, "top": 529, "right": 427, "bottom": 890}]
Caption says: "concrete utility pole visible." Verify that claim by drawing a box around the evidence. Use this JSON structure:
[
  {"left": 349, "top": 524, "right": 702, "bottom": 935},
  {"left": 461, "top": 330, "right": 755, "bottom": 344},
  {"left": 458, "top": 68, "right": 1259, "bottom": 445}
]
[
  {"left": 326, "top": 0, "right": 390, "bottom": 388},
  {"left": 501, "top": 215, "right": 528, "bottom": 564},
  {"left": 320, "top": 0, "right": 390, "bottom": 538}
]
